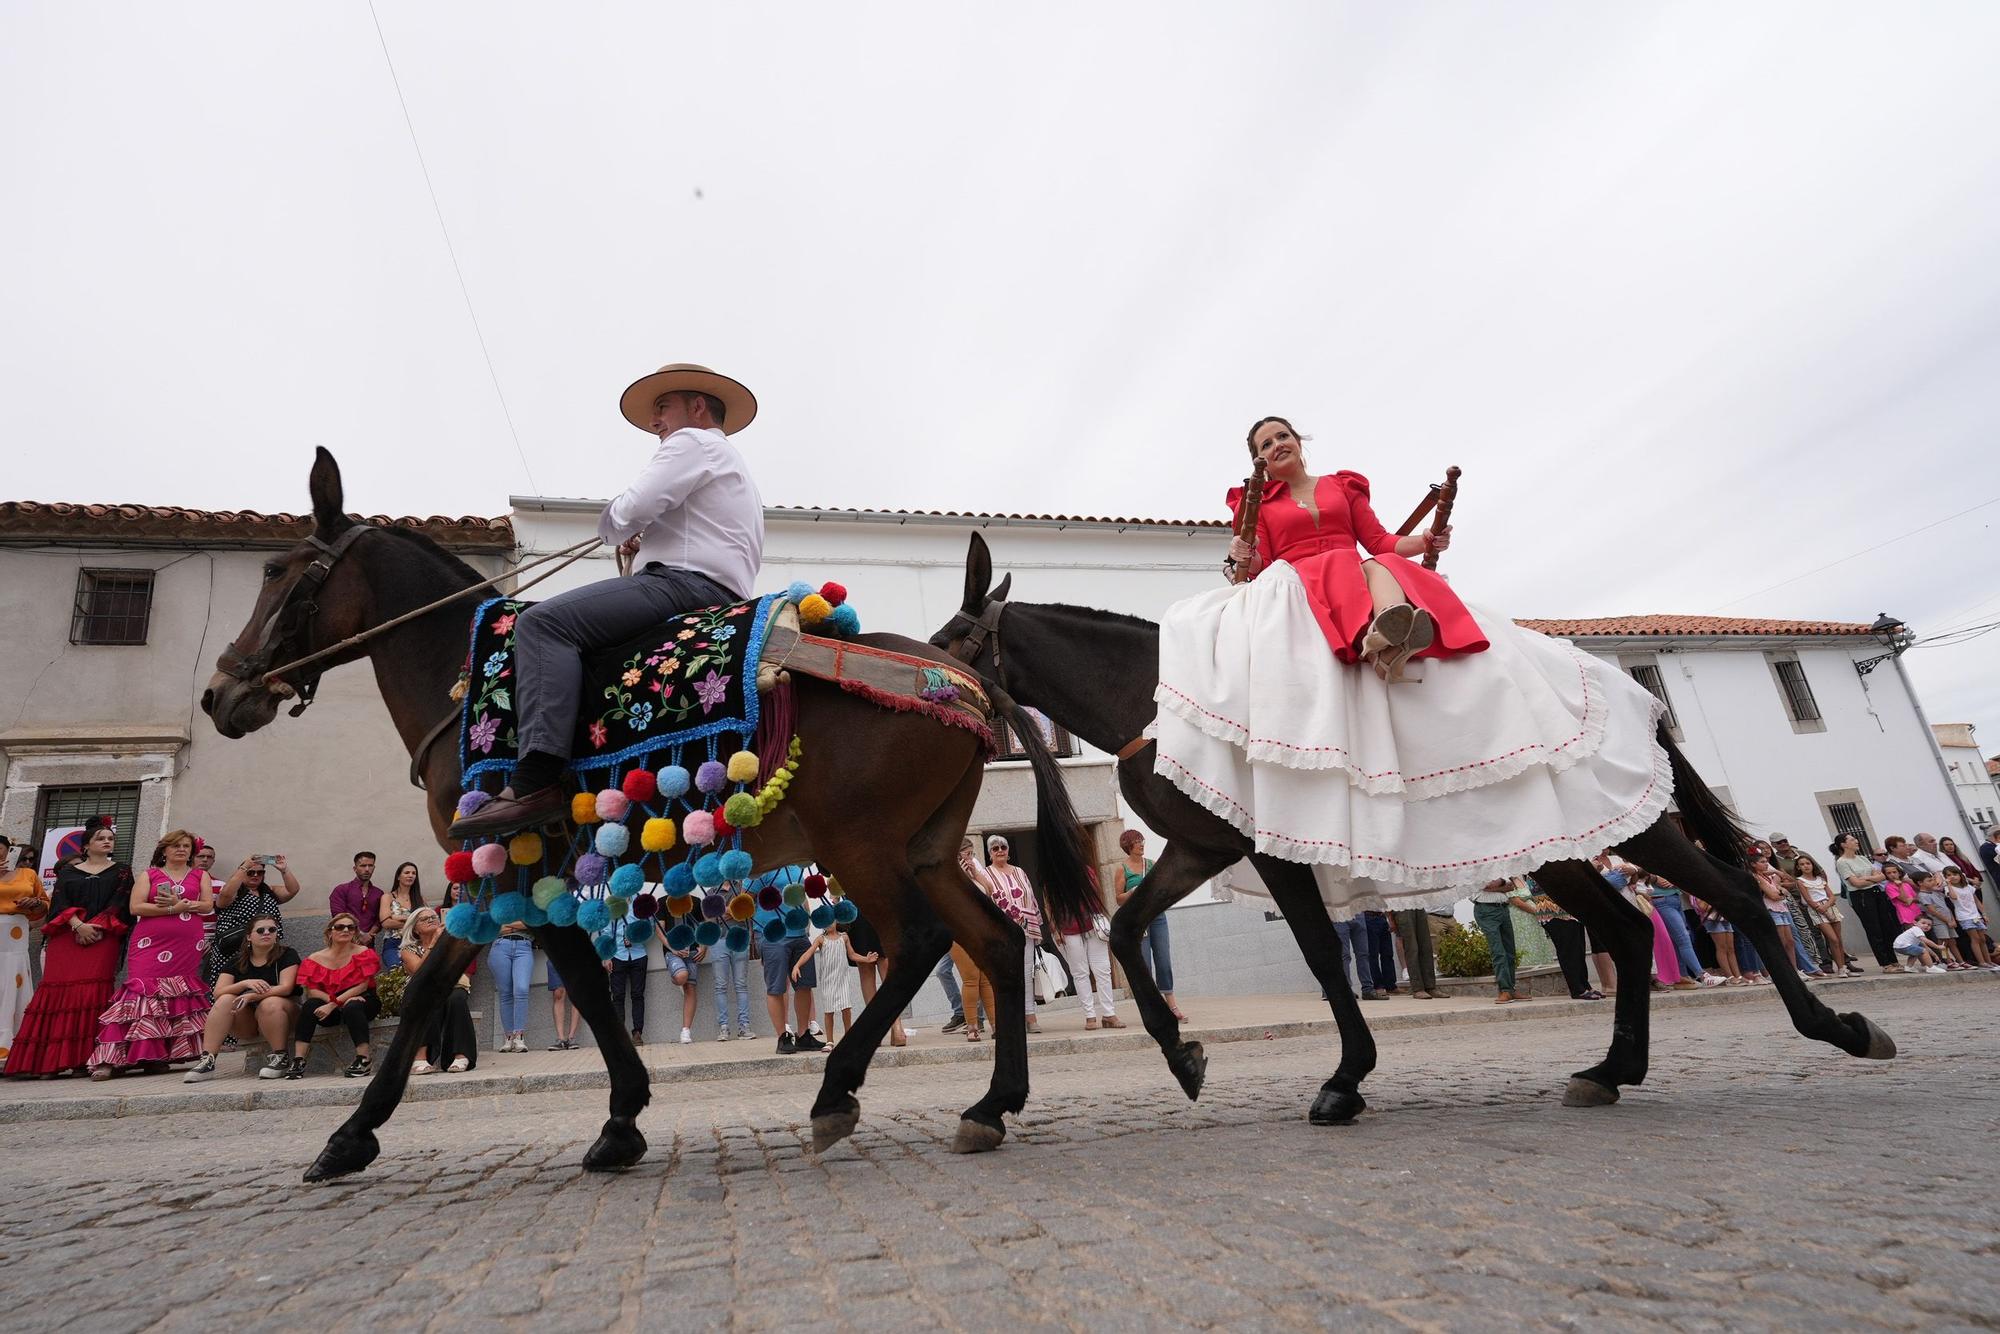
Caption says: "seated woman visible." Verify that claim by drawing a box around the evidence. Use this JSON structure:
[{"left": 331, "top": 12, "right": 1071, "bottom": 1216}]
[
  {"left": 185, "top": 913, "right": 299, "bottom": 1082},
  {"left": 401, "top": 907, "right": 477, "bottom": 1074},
  {"left": 284, "top": 913, "right": 381, "bottom": 1080},
  {"left": 1154, "top": 415, "right": 1674, "bottom": 922}
]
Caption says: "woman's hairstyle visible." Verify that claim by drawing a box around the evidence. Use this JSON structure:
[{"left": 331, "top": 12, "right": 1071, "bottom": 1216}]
[
  {"left": 390, "top": 861, "right": 424, "bottom": 908},
  {"left": 408, "top": 905, "right": 440, "bottom": 934},
  {"left": 234, "top": 914, "right": 284, "bottom": 976},
  {"left": 324, "top": 913, "right": 360, "bottom": 944},
  {"left": 1118, "top": 829, "right": 1145, "bottom": 852},
  {"left": 1938, "top": 836, "right": 1962, "bottom": 855},
  {"left": 151, "top": 829, "right": 199, "bottom": 866},
  {"left": 1942, "top": 865, "right": 1967, "bottom": 884},
  {"left": 1833, "top": 832, "right": 1860, "bottom": 856},
  {"left": 1791, "top": 853, "right": 1825, "bottom": 879},
  {"left": 1244, "top": 415, "right": 1302, "bottom": 462},
  {"left": 986, "top": 834, "right": 1009, "bottom": 851}
]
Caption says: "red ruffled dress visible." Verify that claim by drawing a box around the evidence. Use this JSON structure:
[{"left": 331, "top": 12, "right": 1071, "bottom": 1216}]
[
  {"left": 1227, "top": 471, "right": 1487, "bottom": 664},
  {"left": 4, "top": 863, "right": 131, "bottom": 1077}
]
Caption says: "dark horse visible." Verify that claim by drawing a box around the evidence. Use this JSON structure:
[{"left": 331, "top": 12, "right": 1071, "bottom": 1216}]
[
  {"left": 202, "top": 451, "right": 1100, "bottom": 1180},
  {"left": 934, "top": 533, "right": 1894, "bottom": 1124}
]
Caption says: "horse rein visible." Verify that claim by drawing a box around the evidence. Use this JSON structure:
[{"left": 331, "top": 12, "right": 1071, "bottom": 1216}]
[{"left": 942, "top": 595, "right": 1153, "bottom": 763}]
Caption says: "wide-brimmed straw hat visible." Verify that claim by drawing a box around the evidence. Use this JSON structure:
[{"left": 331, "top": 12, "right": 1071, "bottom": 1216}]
[{"left": 618, "top": 363, "right": 758, "bottom": 436}]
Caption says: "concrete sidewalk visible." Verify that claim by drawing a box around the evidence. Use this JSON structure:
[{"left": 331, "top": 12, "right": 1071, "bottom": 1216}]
[{"left": 4, "top": 968, "right": 1989, "bottom": 1121}]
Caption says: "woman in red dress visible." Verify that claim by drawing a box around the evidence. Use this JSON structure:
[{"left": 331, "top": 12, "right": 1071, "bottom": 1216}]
[
  {"left": 3, "top": 820, "right": 132, "bottom": 1078},
  {"left": 1224, "top": 416, "right": 1487, "bottom": 681}
]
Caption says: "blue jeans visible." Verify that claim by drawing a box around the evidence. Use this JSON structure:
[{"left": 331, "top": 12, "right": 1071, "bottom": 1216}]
[
  {"left": 711, "top": 943, "right": 751, "bottom": 1030},
  {"left": 1366, "top": 912, "right": 1397, "bottom": 990},
  {"left": 1137, "top": 913, "right": 1174, "bottom": 992},
  {"left": 377, "top": 933, "right": 402, "bottom": 972},
  {"left": 1650, "top": 894, "right": 1704, "bottom": 978},
  {"left": 934, "top": 953, "right": 963, "bottom": 1019},
  {"left": 490, "top": 936, "right": 534, "bottom": 1034},
  {"left": 1331, "top": 918, "right": 1376, "bottom": 995},
  {"left": 1736, "top": 932, "right": 1764, "bottom": 975}
]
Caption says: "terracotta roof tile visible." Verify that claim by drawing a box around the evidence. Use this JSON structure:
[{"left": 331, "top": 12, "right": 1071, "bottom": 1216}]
[
  {"left": 1515, "top": 614, "right": 1877, "bottom": 638},
  {"left": 0, "top": 501, "right": 514, "bottom": 551}
]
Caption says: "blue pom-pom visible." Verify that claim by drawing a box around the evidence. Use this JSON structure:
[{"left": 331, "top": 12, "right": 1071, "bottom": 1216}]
[
  {"left": 521, "top": 899, "right": 550, "bottom": 928},
  {"left": 609, "top": 863, "right": 645, "bottom": 896},
  {"left": 576, "top": 899, "right": 612, "bottom": 934},
  {"left": 665, "top": 923, "right": 696, "bottom": 952},
  {"left": 594, "top": 933, "right": 618, "bottom": 961},
  {"left": 594, "top": 823, "right": 630, "bottom": 858},
  {"left": 695, "top": 761, "right": 727, "bottom": 794},
  {"left": 787, "top": 580, "right": 816, "bottom": 602},
  {"left": 725, "top": 925, "right": 751, "bottom": 953},
  {"left": 656, "top": 765, "right": 691, "bottom": 800},
  {"left": 828, "top": 604, "right": 860, "bottom": 637},
  {"left": 832, "top": 898, "right": 859, "bottom": 925},
  {"left": 719, "top": 849, "right": 753, "bottom": 881},
  {"left": 547, "top": 892, "right": 579, "bottom": 927},
  {"left": 700, "top": 891, "right": 727, "bottom": 921},
  {"left": 488, "top": 891, "right": 529, "bottom": 925},
  {"left": 693, "top": 853, "right": 724, "bottom": 887},
  {"left": 443, "top": 902, "right": 481, "bottom": 938},
  {"left": 624, "top": 918, "right": 656, "bottom": 945},
  {"left": 663, "top": 861, "right": 695, "bottom": 896},
  {"left": 694, "top": 921, "right": 721, "bottom": 947},
  {"left": 761, "top": 918, "right": 788, "bottom": 943},
  {"left": 466, "top": 914, "right": 501, "bottom": 945},
  {"left": 810, "top": 904, "right": 835, "bottom": 929},
  {"left": 784, "top": 906, "right": 808, "bottom": 932}
]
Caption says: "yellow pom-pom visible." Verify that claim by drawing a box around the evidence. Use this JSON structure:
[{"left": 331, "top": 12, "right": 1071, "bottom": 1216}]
[
  {"left": 727, "top": 892, "right": 757, "bottom": 922},
  {"left": 570, "top": 792, "right": 600, "bottom": 825},
  {"left": 640, "top": 817, "right": 676, "bottom": 853},
  {"left": 798, "top": 594, "right": 832, "bottom": 626},
  {"left": 666, "top": 894, "right": 696, "bottom": 919},
  {"left": 725, "top": 750, "right": 760, "bottom": 784},
  {"left": 507, "top": 832, "right": 542, "bottom": 866}
]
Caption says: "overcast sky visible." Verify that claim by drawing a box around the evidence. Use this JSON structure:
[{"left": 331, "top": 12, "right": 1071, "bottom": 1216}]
[{"left": 3, "top": 3, "right": 1995, "bottom": 750}]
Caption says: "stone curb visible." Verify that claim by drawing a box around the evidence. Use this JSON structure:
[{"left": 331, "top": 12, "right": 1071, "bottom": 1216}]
[{"left": 4, "top": 969, "right": 1987, "bottom": 1121}]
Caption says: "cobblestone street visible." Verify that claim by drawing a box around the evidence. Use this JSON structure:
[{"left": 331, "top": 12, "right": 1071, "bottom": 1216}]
[{"left": 1, "top": 983, "right": 1994, "bottom": 1332}]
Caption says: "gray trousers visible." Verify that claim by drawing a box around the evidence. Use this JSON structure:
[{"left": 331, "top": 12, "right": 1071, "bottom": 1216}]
[{"left": 514, "top": 565, "right": 736, "bottom": 760}]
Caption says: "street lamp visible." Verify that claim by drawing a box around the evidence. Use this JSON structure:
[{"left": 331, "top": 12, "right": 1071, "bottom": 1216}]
[{"left": 1854, "top": 612, "right": 1914, "bottom": 677}]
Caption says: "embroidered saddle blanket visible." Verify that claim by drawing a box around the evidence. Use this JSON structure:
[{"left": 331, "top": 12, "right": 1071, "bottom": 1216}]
[{"left": 460, "top": 594, "right": 776, "bottom": 783}]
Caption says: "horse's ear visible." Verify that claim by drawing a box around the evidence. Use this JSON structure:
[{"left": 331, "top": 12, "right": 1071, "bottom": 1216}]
[
  {"left": 308, "top": 447, "right": 346, "bottom": 534},
  {"left": 962, "top": 531, "right": 992, "bottom": 611},
  {"left": 992, "top": 573, "right": 1012, "bottom": 604}
]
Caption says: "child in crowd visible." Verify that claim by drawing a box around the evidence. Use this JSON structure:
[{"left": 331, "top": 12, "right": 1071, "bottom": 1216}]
[
  {"left": 1911, "top": 871, "right": 1970, "bottom": 970},
  {"left": 1891, "top": 918, "right": 1949, "bottom": 973},
  {"left": 1882, "top": 864, "right": 1922, "bottom": 928},
  {"left": 794, "top": 913, "right": 858, "bottom": 1046},
  {"left": 1940, "top": 867, "right": 1996, "bottom": 970}
]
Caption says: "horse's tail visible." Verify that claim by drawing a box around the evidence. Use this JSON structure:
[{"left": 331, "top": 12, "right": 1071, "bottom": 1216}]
[
  {"left": 1002, "top": 700, "right": 1102, "bottom": 933},
  {"left": 1660, "top": 724, "right": 1750, "bottom": 869}
]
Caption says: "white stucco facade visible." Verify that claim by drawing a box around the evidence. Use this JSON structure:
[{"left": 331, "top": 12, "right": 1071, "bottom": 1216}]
[{"left": 1932, "top": 723, "right": 2000, "bottom": 834}]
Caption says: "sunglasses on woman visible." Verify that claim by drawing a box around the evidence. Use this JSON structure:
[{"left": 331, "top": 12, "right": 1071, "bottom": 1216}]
[
  {"left": 251, "top": 926, "right": 279, "bottom": 936},
  {"left": 331, "top": 922, "right": 357, "bottom": 932}
]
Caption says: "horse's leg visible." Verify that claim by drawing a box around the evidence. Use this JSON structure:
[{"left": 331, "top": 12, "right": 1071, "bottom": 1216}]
[
  {"left": 951, "top": 862, "right": 1031, "bottom": 1154},
  {"left": 535, "top": 923, "right": 653, "bottom": 1170},
  {"left": 1107, "top": 839, "right": 1238, "bottom": 1101},
  {"left": 1533, "top": 860, "right": 1656, "bottom": 1108},
  {"left": 805, "top": 904, "right": 949, "bottom": 1153},
  {"left": 304, "top": 933, "right": 475, "bottom": 1182},
  {"left": 1249, "top": 855, "right": 1378, "bottom": 1125},
  {"left": 1617, "top": 822, "right": 1895, "bottom": 1061}
]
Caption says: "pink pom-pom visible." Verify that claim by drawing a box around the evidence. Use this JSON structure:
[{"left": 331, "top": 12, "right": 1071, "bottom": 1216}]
[
  {"left": 819, "top": 581, "right": 847, "bottom": 607},
  {"left": 683, "top": 810, "right": 716, "bottom": 846},
  {"left": 621, "top": 769, "right": 659, "bottom": 804},
  {"left": 470, "top": 843, "right": 507, "bottom": 879},
  {"left": 595, "top": 789, "right": 631, "bottom": 822}
]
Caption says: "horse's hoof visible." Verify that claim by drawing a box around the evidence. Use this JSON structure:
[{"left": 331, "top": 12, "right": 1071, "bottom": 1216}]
[
  {"left": 1166, "top": 1040, "right": 1208, "bottom": 1102},
  {"left": 582, "top": 1116, "right": 647, "bottom": 1172},
  {"left": 302, "top": 1129, "right": 379, "bottom": 1183},
  {"left": 950, "top": 1117, "right": 1007, "bottom": 1154},
  {"left": 811, "top": 1102, "right": 861, "bottom": 1154},
  {"left": 1307, "top": 1087, "right": 1364, "bottom": 1126},
  {"left": 1854, "top": 1015, "right": 1897, "bottom": 1061},
  {"left": 1562, "top": 1076, "right": 1621, "bottom": 1108}
]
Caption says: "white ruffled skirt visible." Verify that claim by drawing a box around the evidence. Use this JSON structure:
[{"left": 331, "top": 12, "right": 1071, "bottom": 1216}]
[{"left": 1152, "top": 562, "right": 1672, "bottom": 918}]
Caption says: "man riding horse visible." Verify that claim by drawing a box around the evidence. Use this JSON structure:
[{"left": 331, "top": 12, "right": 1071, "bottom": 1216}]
[{"left": 448, "top": 363, "right": 763, "bottom": 840}]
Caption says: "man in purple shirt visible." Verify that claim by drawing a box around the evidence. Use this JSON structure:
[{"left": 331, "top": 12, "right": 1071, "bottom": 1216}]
[{"left": 327, "top": 851, "right": 384, "bottom": 947}]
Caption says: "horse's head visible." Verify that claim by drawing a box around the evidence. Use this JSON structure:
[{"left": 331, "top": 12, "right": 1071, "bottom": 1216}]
[
  {"left": 930, "top": 532, "right": 1011, "bottom": 678},
  {"left": 202, "top": 448, "right": 383, "bottom": 738}
]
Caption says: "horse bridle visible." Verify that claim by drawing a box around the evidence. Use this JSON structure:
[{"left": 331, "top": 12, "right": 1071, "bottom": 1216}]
[
  {"left": 216, "top": 524, "right": 373, "bottom": 718},
  {"left": 942, "top": 596, "right": 1010, "bottom": 691}
]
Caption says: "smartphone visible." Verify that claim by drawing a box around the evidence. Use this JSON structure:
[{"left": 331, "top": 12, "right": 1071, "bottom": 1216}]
[{"left": 256, "top": 854, "right": 279, "bottom": 865}]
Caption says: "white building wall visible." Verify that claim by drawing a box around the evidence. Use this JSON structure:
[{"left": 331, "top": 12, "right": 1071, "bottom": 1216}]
[{"left": 1932, "top": 726, "right": 2000, "bottom": 832}]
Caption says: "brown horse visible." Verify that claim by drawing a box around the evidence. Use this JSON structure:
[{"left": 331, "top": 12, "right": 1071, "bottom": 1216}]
[{"left": 203, "top": 450, "right": 1099, "bottom": 1181}]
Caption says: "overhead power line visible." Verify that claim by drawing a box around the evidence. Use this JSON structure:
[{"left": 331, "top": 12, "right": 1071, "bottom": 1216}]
[
  {"left": 367, "top": 0, "right": 540, "bottom": 496},
  {"left": 1707, "top": 495, "right": 2000, "bottom": 613}
]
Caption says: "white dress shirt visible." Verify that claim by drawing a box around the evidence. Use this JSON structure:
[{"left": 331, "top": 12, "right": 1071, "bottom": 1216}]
[
  {"left": 597, "top": 426, "right": 764, "bottom": 598},
  {"left": 1906, "top": 848, "right": 1951, "bottom": 881}
]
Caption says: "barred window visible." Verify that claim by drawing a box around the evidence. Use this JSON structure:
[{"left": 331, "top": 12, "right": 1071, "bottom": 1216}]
[
  {"left": 36, "top": 783, "right": 143, "bottom": 869},
  {"left": 1772, "top": 658, "right": 1822, "bottom": 723},
  {"left": 1627, "top": 664, "right": 1681, "bottom": 737},
  {"left": 70, "top": 569, "right": 155, "bottom": 645},
  {"left": 990, "top": 707, "right": 1078, "bottom": 762}
]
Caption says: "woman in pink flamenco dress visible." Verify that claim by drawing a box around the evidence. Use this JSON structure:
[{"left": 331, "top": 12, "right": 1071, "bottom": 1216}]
[{"left": 89, "top": 829, "right": 214, "bottom": 1078}]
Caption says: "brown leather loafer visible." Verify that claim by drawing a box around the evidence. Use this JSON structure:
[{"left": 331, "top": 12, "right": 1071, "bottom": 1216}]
[{"left": 446, "top": 785, "right": 568, "bottom": 840}]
